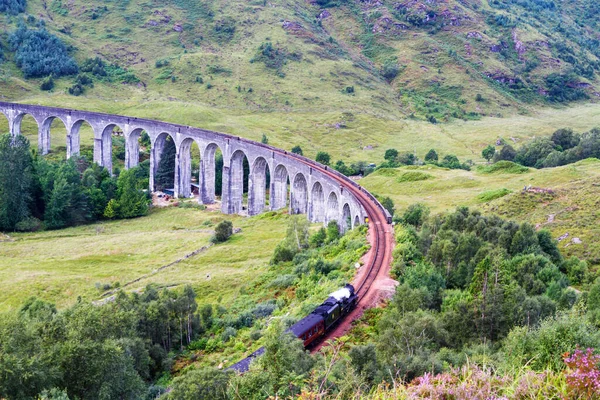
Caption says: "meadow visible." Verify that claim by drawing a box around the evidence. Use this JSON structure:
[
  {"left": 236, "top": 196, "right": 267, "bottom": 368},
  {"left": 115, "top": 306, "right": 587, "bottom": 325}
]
[
  {"left": 0, "top": 206, "right": 287, "bottom": 311},
  {"left": 361, "top": 158, "right": 600, "bottom": 263}
]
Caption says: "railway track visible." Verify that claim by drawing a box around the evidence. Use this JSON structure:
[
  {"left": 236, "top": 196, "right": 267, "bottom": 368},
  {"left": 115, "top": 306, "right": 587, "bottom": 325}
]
[{"left": 273, "top": 151, "right": 394, "bottom": 350}]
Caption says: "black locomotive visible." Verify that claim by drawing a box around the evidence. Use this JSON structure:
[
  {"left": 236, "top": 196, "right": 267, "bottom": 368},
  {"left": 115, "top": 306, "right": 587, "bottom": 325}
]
[{"left": 229, "top": 284, "right": 358, "bottom": 372}]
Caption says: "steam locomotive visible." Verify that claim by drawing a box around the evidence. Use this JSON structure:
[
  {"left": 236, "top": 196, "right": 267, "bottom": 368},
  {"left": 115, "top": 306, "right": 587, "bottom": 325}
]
[{"left": 229, "top": 284, "right": 358, "bottom": 372}]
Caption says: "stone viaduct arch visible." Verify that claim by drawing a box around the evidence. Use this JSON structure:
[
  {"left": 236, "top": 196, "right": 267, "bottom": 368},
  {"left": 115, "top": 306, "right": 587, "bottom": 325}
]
[{"left": 0, "top": 102, "right": 370, "bottom": 228}]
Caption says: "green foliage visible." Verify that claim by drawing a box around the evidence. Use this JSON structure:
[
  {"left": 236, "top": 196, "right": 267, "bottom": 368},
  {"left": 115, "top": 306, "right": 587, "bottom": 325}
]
[
  {"left": 0, "top": 133, "right": 33, "bottom": 231},
  {"left": 478, "top": 160, "right": 528, "bottom": 174},
  {"left": 381, "top": 58, "right": 401, "bottom": 82},
  {"left": 0, "top": 285, "right": 202, "bottom": 399},
  {"left": 168, "top": 368, "right": 231, "bottom": 400},
  {"left": 380, "top": 196, "right": 395, "bottom": 217},
  {"left": 291, "top": 146, "right": 303, "bottom": 155},
  {"left": 213, "top": 220, "right": 233, "bottom": 243},
  {"left": 315, "top": 151, "right": 331, "bottom": 165},
  {"left": 212, "top": 17, "right": 236, "bottom": 42},
  {"left": 545, "top": 73, "right": 589, "bottom": 103},
  {"left": 9, "top": 24, "right": 78, "bottom": 78},
  {"left": 154, "top": 137, "right": 176, "bottom": 191},
  {"left": 482, "top": 145, "right": 496, "bottom": 162},
  {"left": 228, "top": 319, "right": 314, "bottom": 398},
  {"left": 401, "top": 203, "right": 429, "bottom": 227},
  {"left": 39, "top": 158, "right": 89, "bottom": 229},
  {"left": 251, "top": 42, "right": 301, "bottom": 77},
  {"left": 424, "top": 149, "right": 438, "bottom": 163},
  {"left": 113, "top": 167, "right": 148, "bottom": 219},
  {"left": 40, "top": 76, "right": 54, "bottom": 91},
  {"left": 261, "top": 134, "right": 268, "bottom": 144},
  {"left": 0, "top": 0, "right": 26, "bottom": 15},
  {"left": 502, "top": 311, "right": 600, "bottom": 371}
]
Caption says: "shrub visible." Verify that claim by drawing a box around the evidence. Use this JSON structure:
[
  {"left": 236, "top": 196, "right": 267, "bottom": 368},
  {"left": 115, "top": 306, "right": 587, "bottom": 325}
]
[
  {"left": 291, "top": 145, "right": 303, "bottom": 155},
  {"left": 221, "top": 327, "right": 237, "bottom": 342},
  {"left": 268, "top": 274, "right": 296, "bottom": 289},
  {"left": 424, "top": 149, "right": 438, "bottom": 163},
  {"left": 213, "top": 220, "right": 233, "bottom": 243},
  {"left": 40, "top": 76, "right": 54, "bottom": 91},
  {"left": 381, "top": 58, "right": 401, "bottom": 82}
]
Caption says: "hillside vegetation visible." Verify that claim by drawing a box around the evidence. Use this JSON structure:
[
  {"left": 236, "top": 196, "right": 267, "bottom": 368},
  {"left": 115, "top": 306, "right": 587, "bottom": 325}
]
[{"left": 0, "top": 0, "right": 598, "bottom": 121}]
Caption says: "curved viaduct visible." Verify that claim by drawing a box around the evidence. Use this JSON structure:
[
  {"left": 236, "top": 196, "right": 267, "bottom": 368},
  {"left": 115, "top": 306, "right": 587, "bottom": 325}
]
[{"left": 0, "top": 102, "right": 391, "bottom": 232}]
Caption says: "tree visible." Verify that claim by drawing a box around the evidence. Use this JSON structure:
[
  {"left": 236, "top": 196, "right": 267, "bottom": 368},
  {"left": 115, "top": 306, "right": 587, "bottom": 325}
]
[
  {"left": 326, "top": 220, "right": 340, "bottom": 243},
  {"left": 213, "top": 220, "right": 233, "bottom": 243},
  {"left": 381, "top": 196, "right": 395, "bottom": 217},
  {"left": 551, "top": 128, "right": 579, "bottom": 150},
  {"left": 384, "top": 148, "right": 399, "bottom": 163},
  {"left": 402, "top": 203, "right": 429, "bottom": 227},
  {"left": 482, "top": 145, "right": 496, "bottom": 163},
  {"left": 261, "top": 134, "right": 269, "bottom": 144},
  {"left": 493, "top": 145, "right": 516, "bottom": 162},
  {"left": 154, "top": 137, "right": 176, "bottom": 191},
  {"left": 315, "top": 151, "right": 331, "bottom": 165},
  {"left": 43, "top": 159, "right": 89, "bottom": 229},
  {"left": 291, "top": 145, "right": 303, "bottom": 155},
  {"left": 115, "top": 168, "right": 148, "bottom": 218},
  {"left": 103, "top": 199, "right": 118, "bottom": 219},
  {"left": 424, "top": 149, "right": 438, "bottom": 163},
  {"left": 0, "top": 134, "right": 33, "bottom": 231}
]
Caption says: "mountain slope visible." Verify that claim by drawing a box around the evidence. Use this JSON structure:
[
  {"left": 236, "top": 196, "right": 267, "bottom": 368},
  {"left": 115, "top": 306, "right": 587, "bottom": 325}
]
[{"left": 0, "top": 0, "right": 598, "bottom": 122}]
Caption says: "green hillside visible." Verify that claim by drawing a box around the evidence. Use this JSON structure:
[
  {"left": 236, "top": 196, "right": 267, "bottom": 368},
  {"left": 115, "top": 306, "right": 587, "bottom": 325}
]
[{"left": 0, "top": 0, "right": 599, "bottom": 121}]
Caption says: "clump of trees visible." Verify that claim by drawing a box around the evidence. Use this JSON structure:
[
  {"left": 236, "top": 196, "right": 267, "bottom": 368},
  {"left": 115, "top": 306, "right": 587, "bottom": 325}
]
[
  {"left": 9, "top": 23, "right": 78, "bottom": 78},
  {"left": 0, "top": 133, "right": 149, "bottom": 232},
  {"left": 492, "top": 127, "right": 600, "bottom": 168},
  {"left": 380, "top": 148, "right": 470, "bottom": 170},
  {"left": 0, "top": 0, "right": 26, "bottom": 15},
  {"left": 0, "top": 285, "right": 200, "bottom": 399}
]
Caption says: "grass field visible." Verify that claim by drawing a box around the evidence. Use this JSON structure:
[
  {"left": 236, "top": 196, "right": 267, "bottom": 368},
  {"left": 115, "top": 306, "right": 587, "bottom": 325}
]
[
  {"left": 0, "top": 206, "right": 288, "bottom": 311},
  {"left": 361, "top": 158, "right": 600, "bottom": 263}
]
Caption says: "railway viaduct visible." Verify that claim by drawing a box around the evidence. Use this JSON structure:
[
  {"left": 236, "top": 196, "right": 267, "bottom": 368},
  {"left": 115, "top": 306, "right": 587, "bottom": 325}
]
[{"left": 0, "top": 102, "right": 387, "bottom": 229}]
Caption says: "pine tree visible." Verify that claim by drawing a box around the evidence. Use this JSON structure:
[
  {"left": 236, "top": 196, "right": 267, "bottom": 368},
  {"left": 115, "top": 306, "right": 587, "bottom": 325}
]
[
  {"left": 0, "top": 134, "right": 33, "bottom": 231},
  {"left": 116, "top": 168, "right": 148, "bottom": 218},
  {"left": 104, "top": 198, "right": 118, "bottom": 219},
  {"left": 154, "top": 137, "right": 176, "bottom": 191}
]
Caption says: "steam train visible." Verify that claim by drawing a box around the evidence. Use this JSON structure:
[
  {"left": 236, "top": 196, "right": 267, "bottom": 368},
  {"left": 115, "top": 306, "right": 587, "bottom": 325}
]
[{"left": 229, "top": 284, "right": 358, "bottom": 372}]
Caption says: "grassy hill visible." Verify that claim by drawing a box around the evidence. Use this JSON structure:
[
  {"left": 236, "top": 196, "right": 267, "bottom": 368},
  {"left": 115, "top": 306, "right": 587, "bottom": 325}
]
[
  {"left": 360, "top": 158, "right": 600, "bottom": 264},
  {"left": 0, "top": 0, "right": 599, "bottom": 122}
]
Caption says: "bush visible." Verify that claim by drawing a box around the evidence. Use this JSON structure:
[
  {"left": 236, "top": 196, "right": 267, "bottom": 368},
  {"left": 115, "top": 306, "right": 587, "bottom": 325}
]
[
  {"left": 268, "top": 274, "right": 296, "bottom": 289},
  {"left": 213, "top": 220, "right": 233, "bottom": 243},
  {"left": 9, "top": 24, "right": 78, "bottom": 78},
  {"left": 381, "top": 58, "right": 401, "bottom": 82},
  {"left": 40, "top": 76, "right": 54, "bottom": 91},
  {"left": 221, "top": 327, "right": 237, "bottom": 342},
  {"left": 402, "top": 203, "right": 429, "bottom": 227}
]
